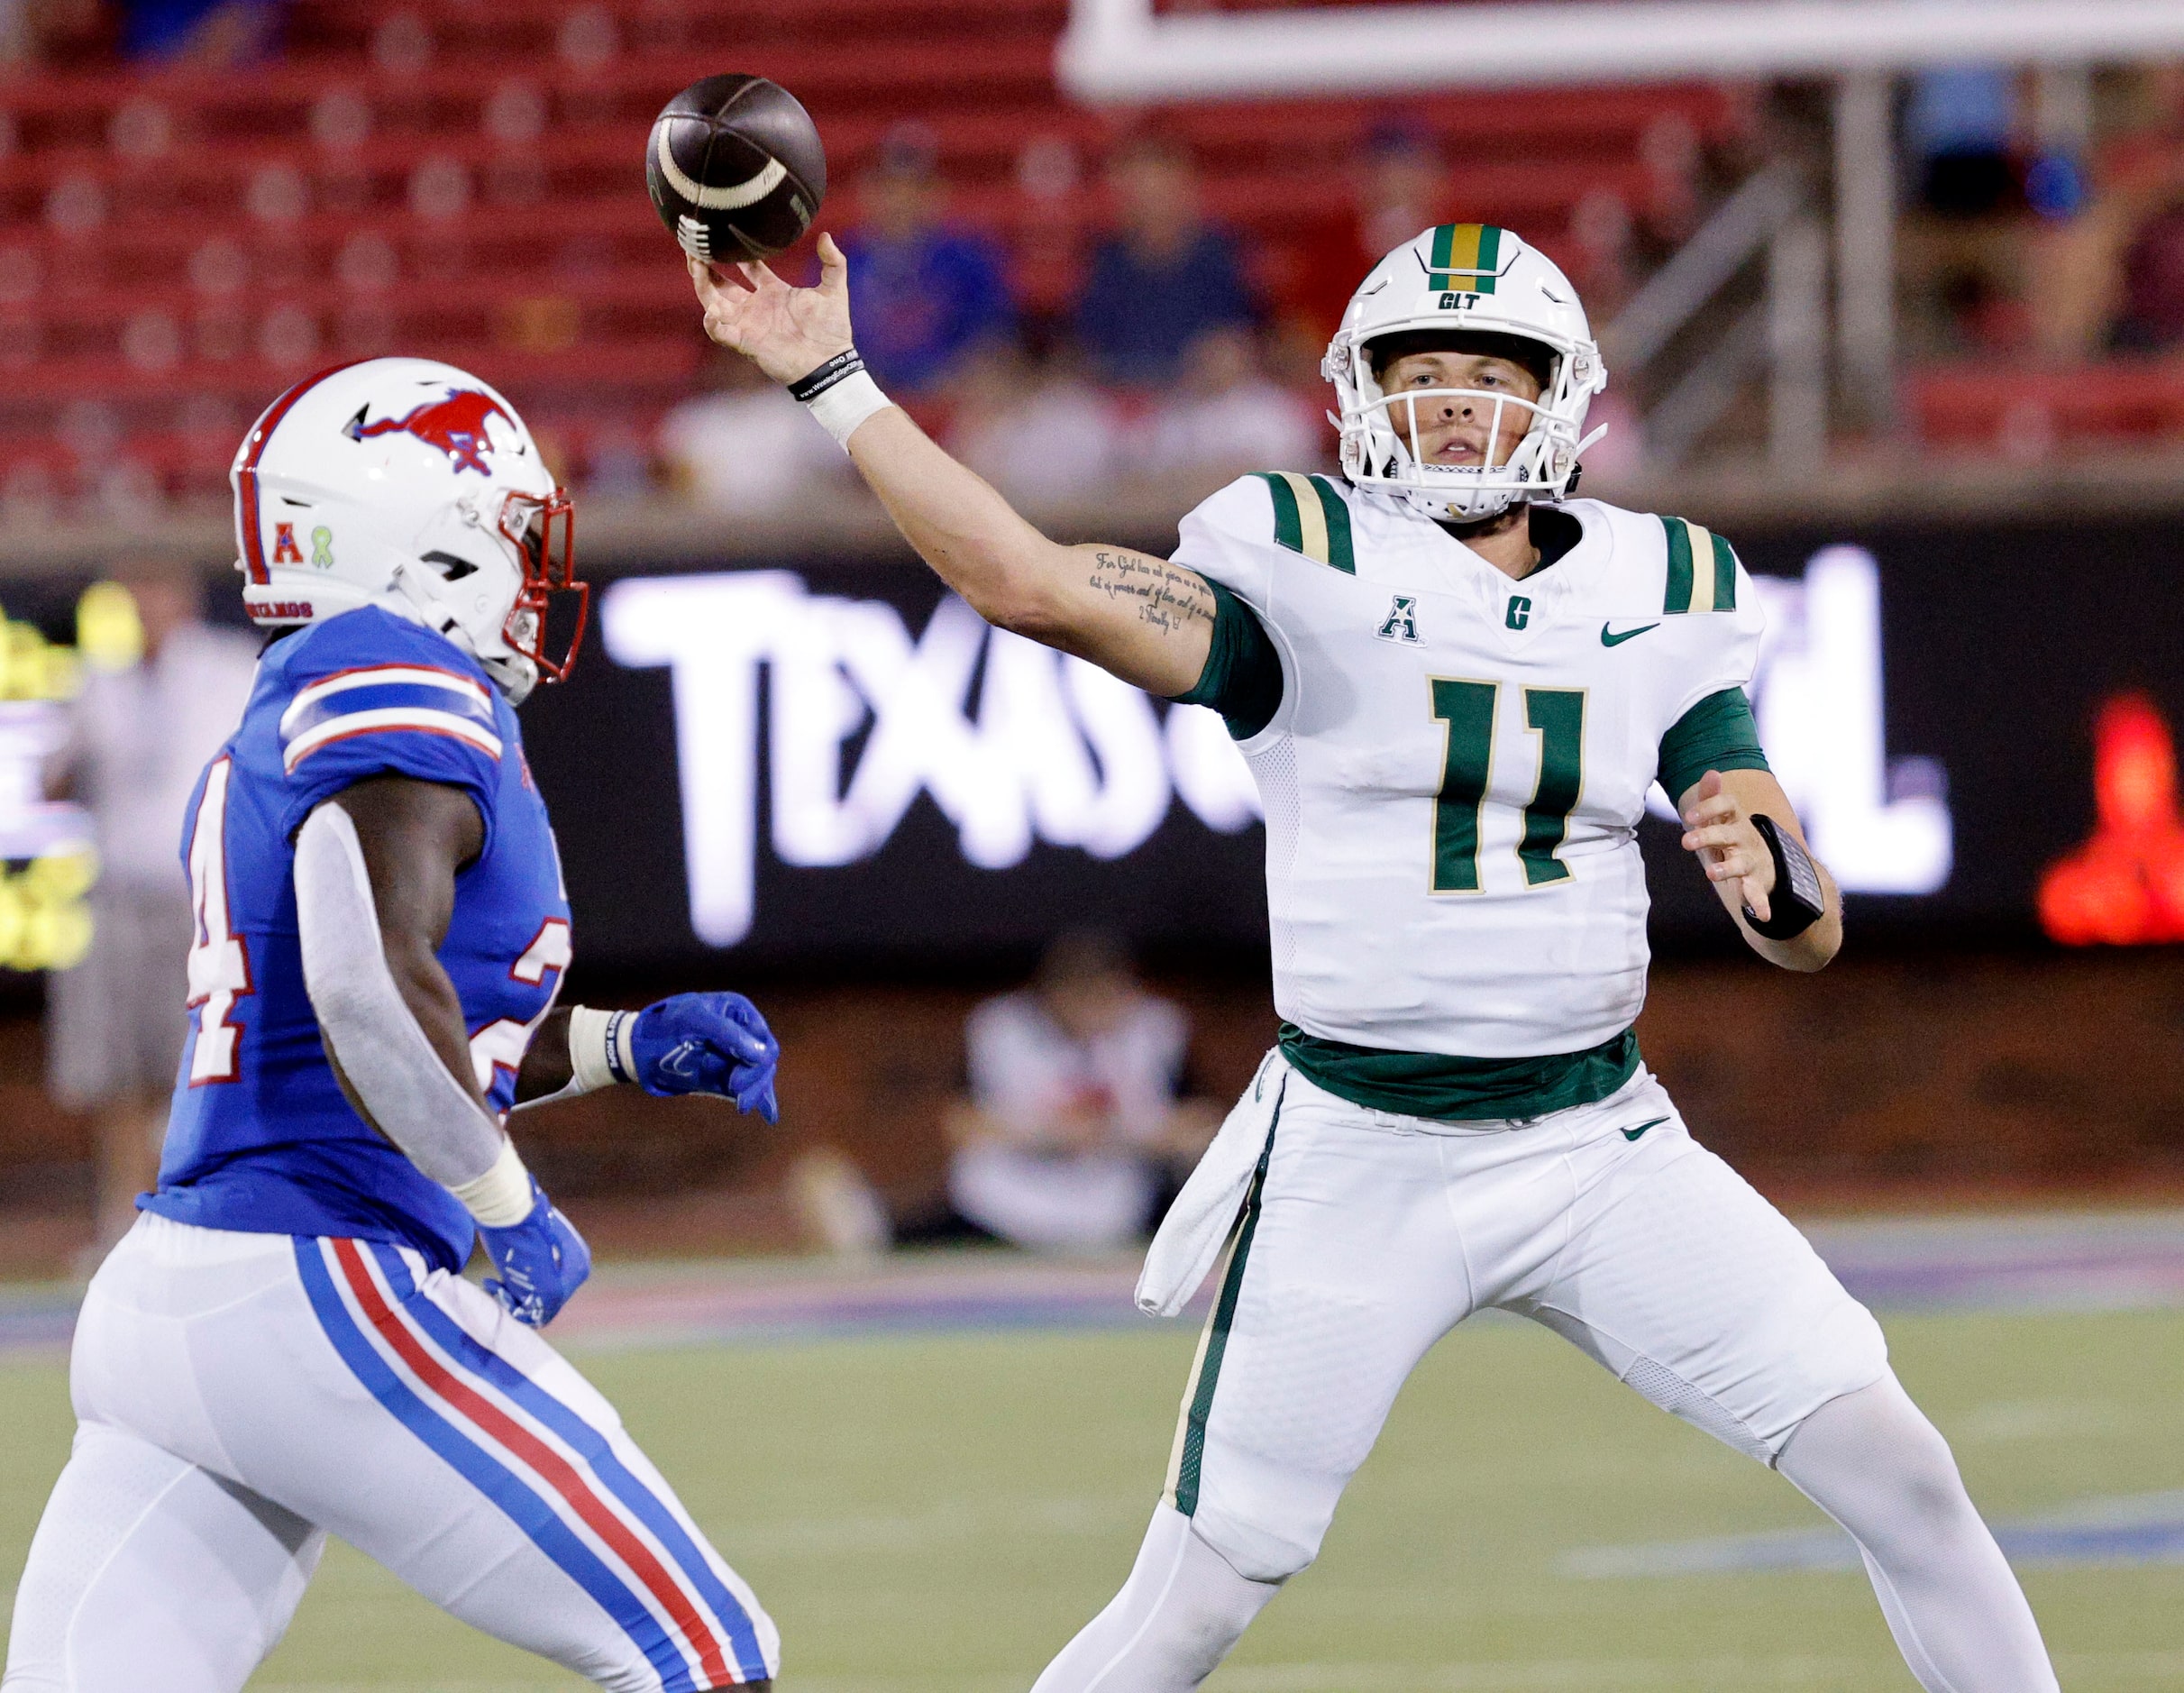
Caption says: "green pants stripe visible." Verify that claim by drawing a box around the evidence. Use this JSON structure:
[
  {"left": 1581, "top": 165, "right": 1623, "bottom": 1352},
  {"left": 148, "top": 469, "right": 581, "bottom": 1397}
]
[{"left": 1166, "top": 1099, "right": 1284, "bottom": 1518}]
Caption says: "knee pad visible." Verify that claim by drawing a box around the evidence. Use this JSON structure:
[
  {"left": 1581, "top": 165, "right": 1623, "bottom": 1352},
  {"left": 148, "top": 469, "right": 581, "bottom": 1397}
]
[{"left": 1183, "top": 1501, "right": 1318, "bottom": 1586}]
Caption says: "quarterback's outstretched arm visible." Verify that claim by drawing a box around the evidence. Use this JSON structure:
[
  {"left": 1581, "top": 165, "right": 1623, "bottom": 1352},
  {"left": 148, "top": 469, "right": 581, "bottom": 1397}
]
[
  {"left": 1678, "top": 768, "right": 1842, "bottom": 971},
  {"left": 689, "top": 243, "right": 1216, "bottom": 698}
]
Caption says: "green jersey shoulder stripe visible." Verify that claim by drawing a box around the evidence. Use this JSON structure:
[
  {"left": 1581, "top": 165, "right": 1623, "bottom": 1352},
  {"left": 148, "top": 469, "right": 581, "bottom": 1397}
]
[
  {"left": 1256, "top": 471, "right": 1356, "bottom": 573},
  {"left": 1659, "top": 515, "right": 1740, "bottom": 614}
]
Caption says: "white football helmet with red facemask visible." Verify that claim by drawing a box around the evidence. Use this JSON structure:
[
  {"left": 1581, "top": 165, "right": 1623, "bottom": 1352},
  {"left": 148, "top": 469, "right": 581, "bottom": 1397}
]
[{"left": 231, "top": 357, "right": 584, "bottom": 703}]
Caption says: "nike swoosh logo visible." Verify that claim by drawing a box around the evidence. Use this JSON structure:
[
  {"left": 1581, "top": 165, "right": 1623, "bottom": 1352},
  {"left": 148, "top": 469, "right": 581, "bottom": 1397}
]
[
  {"left": 1620, "top": 1116, "right": 1670, "bottom": 1142},
  {"left": 1601, "top": 622, "right": 1660, "bottom": 647}
]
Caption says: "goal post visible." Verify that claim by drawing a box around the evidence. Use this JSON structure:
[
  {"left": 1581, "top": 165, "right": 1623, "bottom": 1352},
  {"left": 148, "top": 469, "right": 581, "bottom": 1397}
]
[{"left": 1059, "top": 0, "right": 2184, "bottom": 103}]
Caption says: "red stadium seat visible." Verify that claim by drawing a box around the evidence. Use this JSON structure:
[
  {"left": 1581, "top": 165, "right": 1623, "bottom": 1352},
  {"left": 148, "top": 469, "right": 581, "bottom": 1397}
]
[{"left": 0, "top": 0, "right": 1754, "bottom": 506}]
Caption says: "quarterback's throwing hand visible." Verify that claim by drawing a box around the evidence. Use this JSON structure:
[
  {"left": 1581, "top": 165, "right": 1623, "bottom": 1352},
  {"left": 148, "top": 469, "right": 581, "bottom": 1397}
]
[
  {"left": 1679, "top": 770, "right": 1776, "bottom": 922},
  {"left": 478, "top": 1177, "right": 593, "bottom": 1327},
  {"left": 629, "top": 992, "right": 781, "bottom": 1122},
  {"left": 689, "top": 234, "right": 853, "bottom": 386}
]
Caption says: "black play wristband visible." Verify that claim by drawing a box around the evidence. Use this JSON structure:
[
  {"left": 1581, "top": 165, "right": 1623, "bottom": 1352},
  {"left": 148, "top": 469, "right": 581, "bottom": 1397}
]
[
  {"left": 787, "top": 349, "right": 866, "bottom": 403},
  {"left": 1741, "top": 814, "right": 1825, "bottom": 939}
]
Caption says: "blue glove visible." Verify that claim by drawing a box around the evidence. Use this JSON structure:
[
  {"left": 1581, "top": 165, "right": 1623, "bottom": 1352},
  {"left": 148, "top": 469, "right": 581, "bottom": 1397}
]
[
  {"left": 477, "top": 1177, "right": 592, "bottom": 1327},
  {"left": 628, "top": 991, "right": 780, "bottom": 1122}
]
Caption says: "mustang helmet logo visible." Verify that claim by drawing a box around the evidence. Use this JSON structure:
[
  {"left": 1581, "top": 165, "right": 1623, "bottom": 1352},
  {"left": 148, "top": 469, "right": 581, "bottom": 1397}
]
[{"left": 344, "top": 389, "right": 516, "bottom": 477}]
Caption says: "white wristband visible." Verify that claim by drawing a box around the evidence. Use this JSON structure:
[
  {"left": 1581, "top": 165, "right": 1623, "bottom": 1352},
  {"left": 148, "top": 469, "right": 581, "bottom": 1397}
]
[
  {"left": 450, "top": 1136, "right": 535, "bottom": 1227},
  {"left": 508, "top": 1005, "right": 637, "bottom": 1114},
  {"left": 569, "top": 1005, "right": 638, "bottom": 1093},
  {"left": 789, "top": 351, "right": 892, "bottom": 450}
]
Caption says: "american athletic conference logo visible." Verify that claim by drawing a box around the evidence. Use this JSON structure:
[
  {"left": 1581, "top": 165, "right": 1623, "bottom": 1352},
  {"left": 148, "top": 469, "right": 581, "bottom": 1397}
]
[{"left": 343, "top": 389, "right": 516, "bottom": 476}]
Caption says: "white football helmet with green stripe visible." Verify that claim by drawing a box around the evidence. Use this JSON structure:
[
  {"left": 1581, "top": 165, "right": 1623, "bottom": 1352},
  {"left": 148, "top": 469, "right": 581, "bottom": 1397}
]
[{"left": 1326, "top": 224, "right": 1607, "bottom": 522}]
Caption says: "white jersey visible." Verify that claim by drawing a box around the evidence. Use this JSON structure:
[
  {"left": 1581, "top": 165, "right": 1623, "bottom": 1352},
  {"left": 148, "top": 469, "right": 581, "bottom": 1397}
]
[{"left": 1174, "top": 473, "right": 1763, "bottom": 1058}]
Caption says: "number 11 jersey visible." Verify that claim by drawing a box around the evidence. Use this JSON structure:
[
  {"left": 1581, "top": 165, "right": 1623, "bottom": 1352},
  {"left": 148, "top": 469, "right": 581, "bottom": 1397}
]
[
  {"left": 146, "top": 605, "right": 573, "bottom": 1274},
  {"left": 1173, "top": 474, "right": 1768, "bottom": 1062}
]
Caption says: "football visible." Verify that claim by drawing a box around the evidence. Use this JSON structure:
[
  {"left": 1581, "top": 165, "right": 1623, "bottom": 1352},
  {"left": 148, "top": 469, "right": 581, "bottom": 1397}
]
[{"left": 645, "top": 74, "right": 827, "bottom": 263}]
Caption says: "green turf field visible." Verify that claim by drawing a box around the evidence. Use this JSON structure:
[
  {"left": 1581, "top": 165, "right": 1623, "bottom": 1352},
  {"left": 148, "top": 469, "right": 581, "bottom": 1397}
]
[{"left": 3, "top": 1307, "right": 2180, "bottom": 1690}]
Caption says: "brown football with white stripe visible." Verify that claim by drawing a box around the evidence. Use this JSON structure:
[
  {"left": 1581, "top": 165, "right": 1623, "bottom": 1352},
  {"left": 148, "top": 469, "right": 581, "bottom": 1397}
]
[{"left": 645, "top": 75, "right": 827, "bottom": 263}]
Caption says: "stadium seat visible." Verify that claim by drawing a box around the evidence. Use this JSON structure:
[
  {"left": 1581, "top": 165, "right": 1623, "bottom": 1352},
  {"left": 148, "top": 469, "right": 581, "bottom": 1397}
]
[{"left": 0, "top": 0, "right": 1751, "bottom": 508}]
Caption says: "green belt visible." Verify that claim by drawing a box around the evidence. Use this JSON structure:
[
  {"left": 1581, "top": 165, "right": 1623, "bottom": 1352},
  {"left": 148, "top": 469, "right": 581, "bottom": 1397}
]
[{"left": 1277, "top": 1023, "right": 1640, "bottom": 1122}]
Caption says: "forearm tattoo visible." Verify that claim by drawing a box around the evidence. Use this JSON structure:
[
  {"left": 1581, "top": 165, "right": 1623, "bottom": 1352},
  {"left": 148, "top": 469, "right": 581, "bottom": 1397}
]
[{"left": 1085, "top": 550, "right": 1214, "bottom": 637}]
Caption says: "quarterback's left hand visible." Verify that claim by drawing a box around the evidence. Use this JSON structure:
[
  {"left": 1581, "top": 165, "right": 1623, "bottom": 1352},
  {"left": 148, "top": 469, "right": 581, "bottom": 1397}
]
[
  {"left": 629, "top": 992, "right": 781, "bottom": 1121},
  {"left": 1679, "top": 770, "right": 1777, "bottom": 920}
]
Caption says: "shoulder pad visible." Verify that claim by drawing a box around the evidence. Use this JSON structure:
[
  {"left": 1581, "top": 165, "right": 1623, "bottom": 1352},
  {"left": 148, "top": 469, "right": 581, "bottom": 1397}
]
[
  {"left": 1656, "top": 515, "right": 1741, "bottom": 616},
  {"left": 284, "top": 605, "right": 491, "bottom": 683},
  {"left": 1253, "top": 471, "right": 1357, "bottom": 574}
]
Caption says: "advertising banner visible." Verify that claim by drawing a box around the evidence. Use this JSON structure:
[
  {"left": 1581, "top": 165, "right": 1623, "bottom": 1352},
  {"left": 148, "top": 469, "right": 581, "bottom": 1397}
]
[
  {"left": 510, "top": 517, "right": 2182, "bottom": 966},
  {"left": 3, "top": 515, "right": 2176, "bottom": 975}
]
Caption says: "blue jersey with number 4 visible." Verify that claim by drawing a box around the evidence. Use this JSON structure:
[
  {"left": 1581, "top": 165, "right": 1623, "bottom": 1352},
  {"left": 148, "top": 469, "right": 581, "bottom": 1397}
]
[{"left": 143, "top": 605, "right": 573, "bottom": 1274}]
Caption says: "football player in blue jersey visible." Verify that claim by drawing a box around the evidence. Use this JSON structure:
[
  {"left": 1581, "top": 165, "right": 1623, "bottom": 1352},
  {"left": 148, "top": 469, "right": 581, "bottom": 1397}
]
[{"left": 5, "top": 359, "right": 781, "bottom": 1693}]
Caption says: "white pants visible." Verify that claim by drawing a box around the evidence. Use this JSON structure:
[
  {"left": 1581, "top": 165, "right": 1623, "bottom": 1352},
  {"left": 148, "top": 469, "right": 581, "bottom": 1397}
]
[
  {"left": 4, "top": 1215, "right": 778, "bottom": 1692},
  {"left": 1166, "top": 1061, "right": 1890, "bottom": 1581}
]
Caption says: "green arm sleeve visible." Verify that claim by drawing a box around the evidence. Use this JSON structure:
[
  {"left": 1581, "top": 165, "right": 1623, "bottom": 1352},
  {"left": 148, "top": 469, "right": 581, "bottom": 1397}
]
[
  {"left": 1167, "top": 580, "right": 1284, "bottom": 741},
  {"left": 1658, "top": 686, "right": 1770, "bottom": 804}
]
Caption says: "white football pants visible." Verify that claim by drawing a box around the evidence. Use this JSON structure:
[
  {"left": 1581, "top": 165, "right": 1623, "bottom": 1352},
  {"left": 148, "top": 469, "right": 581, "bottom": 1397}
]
[
  {"left": 1033, "top": 1058, "right": 2056, "bottom": 1692},
  {"left": 4, "top": 1214, "right": 778, "bottom": 1693}
]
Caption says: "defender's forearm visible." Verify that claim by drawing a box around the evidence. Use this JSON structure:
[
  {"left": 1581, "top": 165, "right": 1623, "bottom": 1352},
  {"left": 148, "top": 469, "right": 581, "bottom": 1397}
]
[{"left": 515, "top": 1009, "right": 576, "bottom": 1103}]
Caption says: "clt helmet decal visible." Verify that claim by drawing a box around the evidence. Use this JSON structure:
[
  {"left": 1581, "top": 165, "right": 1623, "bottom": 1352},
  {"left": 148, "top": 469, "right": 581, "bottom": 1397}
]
[{"left": 1326, "top": 224, "right": 1607, "bottom": 524}]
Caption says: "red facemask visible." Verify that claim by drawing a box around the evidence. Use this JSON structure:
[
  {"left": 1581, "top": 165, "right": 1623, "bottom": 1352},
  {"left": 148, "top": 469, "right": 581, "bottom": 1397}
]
[{"left": 497, "top": 486, "right": 586, "bottom": 682}]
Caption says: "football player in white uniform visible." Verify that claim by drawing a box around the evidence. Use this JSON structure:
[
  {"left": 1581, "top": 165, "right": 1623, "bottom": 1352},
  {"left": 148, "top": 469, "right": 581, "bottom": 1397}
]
[{"left": 690, "top": 224, "right": 2058, "bottom": 1692}]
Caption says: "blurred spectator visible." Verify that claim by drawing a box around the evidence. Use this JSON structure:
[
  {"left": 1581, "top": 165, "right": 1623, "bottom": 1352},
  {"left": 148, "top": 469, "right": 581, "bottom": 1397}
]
[
  {"left": 43, "top": 558, "right": 256, "bottom": 1258},
  {"left": 1906, "top": 66, "right": 2024, "bottom": 218},
  {"left": 1134, "top": 326, "right": 1322, "bottom": 480},
  {"left": 2111, "top": 195, "right": 2184, "bottom": 352},
  {"left": 119, "top": 0, "right": 281, "bottom": 60},
  {"left": 4, "top": 0, "right": 111, "bottom": 61},
  {"left": 841, "top": 124, "right": 1015, "bottom": 396},
  {"left": 948, "top": 343, "right": 1126, "bottom": 508},
  {"left": 935, "top": 932, "right": 1215, "bottom": 1252},
  {"left": 1287, "top": 124, "right": 1458, "bottom": 351},
  {"left": 658, "top": 347, "right": 847, "bottom": 517},
  {"left": 1076, "top": 133, "right": 1253, "bottom": 387}
]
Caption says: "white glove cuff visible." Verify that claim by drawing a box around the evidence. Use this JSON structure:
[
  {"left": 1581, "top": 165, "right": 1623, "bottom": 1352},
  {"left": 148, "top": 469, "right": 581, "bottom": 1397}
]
[
  {"left": 789, "top": 351, "right": 892, "bottom": 449},
  {"left": 451, "top": 1136, "right": 534, "bottom": 1227}
]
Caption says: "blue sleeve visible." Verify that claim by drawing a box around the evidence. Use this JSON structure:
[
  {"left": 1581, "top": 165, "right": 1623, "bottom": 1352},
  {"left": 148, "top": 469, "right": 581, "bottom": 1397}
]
[
  {"left": 270, "top": 610, "right": 505, "bottom": 846},
  {"left": 954, "top": 234, "right": 1015, "bottom": 347},
  {"left": 1074, "top": 242, "right": 1133, "bottom": 371}
]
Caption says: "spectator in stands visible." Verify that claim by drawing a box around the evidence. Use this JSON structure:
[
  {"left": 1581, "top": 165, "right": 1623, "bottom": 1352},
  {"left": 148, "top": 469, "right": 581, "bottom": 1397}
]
[
  {"left": 841, "top": 124, "right": 1015, "bottom": 397},
  {"left": 947, "top": 343, "right": 1126, "bottom": 509},
  {"left": 117, "top": 0, "right": 281, "bottom": 60},
  {"left": 929, "top": 931, "right": 1216, "bottom": 1252},
  {"left": 1900, "top": 67, "right": 2038, "bottom": 355},
  {"left": 1075, "top": 132, "right": 1253, "bottom": 388},
  {"left": 1285, "top": 123, "right": 1456, "bottom": 352},
  {"left": 43, "top": 555, "right": 256, "bottom": 1261},
  {"left": 658, "top": 345, "right": 850, "bottom": 517},
  {"left": 3, "top": 0, "right": 109, "bottom": 62},
  {"left": 1134, "top": 325, "right": 1323, "bottom": 481},
  {"left": 2111, "top": 193, "right": 2184, "bottom": 352},
  {"left": 1905, "top": 66, "right": 2024, "bottom": 219}
]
